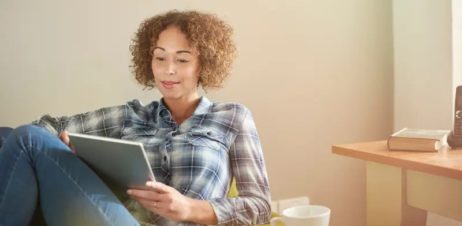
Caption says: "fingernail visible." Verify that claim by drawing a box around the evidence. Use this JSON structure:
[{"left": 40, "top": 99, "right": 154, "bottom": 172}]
[
  {"left": 127, "top": 190, "right": 132, "bottom": 195},
  {"left": 146, "top": 181, "right": 153, "bottom": 186}
]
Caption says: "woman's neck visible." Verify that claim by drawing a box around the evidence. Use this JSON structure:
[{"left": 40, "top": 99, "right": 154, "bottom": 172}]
[{"left": 163, "top": 96, "right": 201, "bottom": 125}]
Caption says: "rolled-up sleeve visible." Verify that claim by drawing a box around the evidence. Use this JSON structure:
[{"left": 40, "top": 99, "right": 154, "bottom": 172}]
[
  {"left": 32, "top": 104, "right": 129, "bottom": 138},
  {"left": 209, "top": 108, "right": 271, "bottom": 225}
]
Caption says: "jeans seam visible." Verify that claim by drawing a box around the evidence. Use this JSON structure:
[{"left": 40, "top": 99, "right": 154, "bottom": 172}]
[
  {"left": 41, "top": 152, "right": 118, "bottom": 225},
  {"left": 0, "top": 148, "right": 23, "bottom": 208}
]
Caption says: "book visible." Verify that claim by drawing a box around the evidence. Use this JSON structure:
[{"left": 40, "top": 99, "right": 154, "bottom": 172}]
[{"left": 387, "top": 128, "right": 450, "bottom": 152}]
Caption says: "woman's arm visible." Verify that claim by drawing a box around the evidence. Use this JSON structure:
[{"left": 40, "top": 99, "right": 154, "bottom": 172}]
[
  {"left": 208, "top": 106, "right": 272, "bottom": 225},
  {"left": 186, "top": 199, "right": 218, "bottom": 224},
  {"left": 32, "top": 100, "right": 145, "bottom": 138}
]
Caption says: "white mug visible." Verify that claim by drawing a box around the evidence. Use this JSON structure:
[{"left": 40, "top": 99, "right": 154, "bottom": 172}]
[{"left": 270, "top": 205, "right": 330, "bottom": 226}]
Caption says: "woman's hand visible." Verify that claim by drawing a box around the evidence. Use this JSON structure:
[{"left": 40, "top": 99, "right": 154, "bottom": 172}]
[
  {"left": 127, "top": 181, "right": 192, "bottom": 222},
  {"left": 59, "top": 130, "right": 75, "bottom": 153}
]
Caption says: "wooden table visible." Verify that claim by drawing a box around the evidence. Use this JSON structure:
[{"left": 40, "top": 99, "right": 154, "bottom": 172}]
[{"left": 332, "top": 140, "right": 462, "bottom": 226}]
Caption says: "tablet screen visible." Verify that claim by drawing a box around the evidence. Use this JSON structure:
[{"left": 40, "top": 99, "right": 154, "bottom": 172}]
[{"left": 68, "top": 133, "right": 155, "bottom": 188}]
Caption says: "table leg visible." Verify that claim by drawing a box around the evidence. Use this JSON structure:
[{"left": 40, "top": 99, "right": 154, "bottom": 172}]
[
  {"left": 367, "top": 162, "right": 402, "bottom": 226},
  {"left": 402, "top": 170, "right": 427, "bottom": 226}
]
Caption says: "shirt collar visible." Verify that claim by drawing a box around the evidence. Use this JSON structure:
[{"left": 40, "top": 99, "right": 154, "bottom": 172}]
[
  {"left": 192, "top": 96, "right": 213, "bottom": 116},
  {"left": 156, "top": 96, "right": 212, "bottom": 126},
  {"left": 157, "top": 100, "right": 175, "bottom": 127}
]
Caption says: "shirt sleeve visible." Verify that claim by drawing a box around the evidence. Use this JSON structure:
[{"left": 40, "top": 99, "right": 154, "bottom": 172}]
[
  {"left": 209, "top": 107, "right": 272, "bottom": 225},
  {"left": 32, "top": 104, "right": 129, "bottom": 138}
]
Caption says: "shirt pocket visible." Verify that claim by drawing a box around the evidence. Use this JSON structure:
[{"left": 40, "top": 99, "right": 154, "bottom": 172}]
[
  {"left": 121, "top": 120, "right": 169, "bottom": 144},
  {"left": 187, "top": 127, "right": 229, "bottom": 151}
]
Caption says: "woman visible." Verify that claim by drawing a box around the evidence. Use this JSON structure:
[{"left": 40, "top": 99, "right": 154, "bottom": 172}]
[{"left": 0, "top": 10, "right": 271, "bottom": 226}]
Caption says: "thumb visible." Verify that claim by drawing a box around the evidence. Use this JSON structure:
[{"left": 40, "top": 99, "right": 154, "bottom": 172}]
[
  {"left": 59, "top": 131, "right": 75, "bottom": 153},
  {"left": 59, "top": 131, "right": 70, "bottom": 145}
]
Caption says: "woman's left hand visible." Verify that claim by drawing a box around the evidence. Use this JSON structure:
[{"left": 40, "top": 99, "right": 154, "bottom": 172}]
[{"left": 127, "top": 181, "right": 192, "bottom": 222}]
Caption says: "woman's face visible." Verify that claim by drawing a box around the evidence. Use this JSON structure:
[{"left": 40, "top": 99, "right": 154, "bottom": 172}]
[{"left": 151, "top": 25, "right": 201, "bottom": 101}]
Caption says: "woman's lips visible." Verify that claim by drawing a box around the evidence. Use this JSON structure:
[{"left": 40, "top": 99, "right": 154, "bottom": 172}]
[{"left": 161, "top": 81, "right": 180, "bottom": 89}]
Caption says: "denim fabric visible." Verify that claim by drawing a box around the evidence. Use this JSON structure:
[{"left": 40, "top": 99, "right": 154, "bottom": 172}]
[
  {"left": 0, "top": 127, "right": 13, "bottom": 148},
  {"left": 0, "top": 125, "right": 139, "bottom": 226}
]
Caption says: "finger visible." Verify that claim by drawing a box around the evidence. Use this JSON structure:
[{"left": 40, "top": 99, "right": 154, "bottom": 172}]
[
  {"left": 60, "top": 131, "right": 76, "bottom": 153},
  {"left": 59, "top": 131, "right": 70, "bottom": 145},
  {"left": 136, "top": 198, "right": 160, "bottom": 210},
  {"left": 127, "top": 189, "right": 160, "bottom": 202},
  {"left": 128, "top": 185, "right": 151, "bottom": 190},
  {"left": 146, "top": 181, "right": 171, "bottom": 194}
]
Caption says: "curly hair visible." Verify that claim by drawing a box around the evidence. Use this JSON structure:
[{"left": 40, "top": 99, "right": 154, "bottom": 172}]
[{"left": 130, "top": 10, "right": 236, "bottom": 90}]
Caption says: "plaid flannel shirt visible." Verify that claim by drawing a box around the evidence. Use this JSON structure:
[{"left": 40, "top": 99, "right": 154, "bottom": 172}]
[{"left": 33, "top": 97, "right": 271, "bottom": 225}]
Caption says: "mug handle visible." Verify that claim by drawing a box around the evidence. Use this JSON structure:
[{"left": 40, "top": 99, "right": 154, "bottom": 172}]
[{"left": 270, "top": 216, "right": 284, "bottom": 226}]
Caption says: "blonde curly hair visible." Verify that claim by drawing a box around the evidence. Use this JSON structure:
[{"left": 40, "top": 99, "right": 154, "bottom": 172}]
[{"left": 130, "top": 10, "right": 236, "bottom": 89}]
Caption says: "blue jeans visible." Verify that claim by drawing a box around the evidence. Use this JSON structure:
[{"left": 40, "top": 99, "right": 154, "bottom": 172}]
[{"left": 0, "top": 125, "right": 140, "bottom": 226}]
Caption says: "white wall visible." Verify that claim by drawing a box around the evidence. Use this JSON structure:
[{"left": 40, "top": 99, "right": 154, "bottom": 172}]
[
  {"left": 0, "top": 1, "right": 394, "bottom": 226},
  {"left": 393, "top": 0, "right": 453, "bottom": 131}
]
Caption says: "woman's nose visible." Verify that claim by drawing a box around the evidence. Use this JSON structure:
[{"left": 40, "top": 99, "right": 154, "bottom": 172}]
[{"left": 167, "top": 61, "right": 176, "bottom": 75}]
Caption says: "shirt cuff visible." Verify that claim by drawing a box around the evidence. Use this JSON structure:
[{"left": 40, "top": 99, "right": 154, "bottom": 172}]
[{"left": 209, "top": 197, "right": 271, "bottom": 225}]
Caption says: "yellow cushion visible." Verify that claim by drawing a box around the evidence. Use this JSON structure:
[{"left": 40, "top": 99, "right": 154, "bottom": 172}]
[{"left": 228, "top": 178, "right": 239, "bottom": 198}]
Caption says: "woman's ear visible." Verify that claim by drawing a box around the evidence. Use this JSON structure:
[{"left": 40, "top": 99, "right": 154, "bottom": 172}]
[
  {"left": 196, "top": 65, "right": 202, "bottom": 85},
  {"left": 197, "top": 75, "right": 202, "bottom": 87}
]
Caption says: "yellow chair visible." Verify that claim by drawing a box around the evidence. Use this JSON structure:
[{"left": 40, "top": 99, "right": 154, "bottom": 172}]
[{"left": 228, "top": 179, "right": 282, "bottom": 226}]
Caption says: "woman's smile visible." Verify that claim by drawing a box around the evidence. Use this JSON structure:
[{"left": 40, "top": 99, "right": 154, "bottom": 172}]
[{"left": 161, "top": 81, "right": 180, "bottom": 89}]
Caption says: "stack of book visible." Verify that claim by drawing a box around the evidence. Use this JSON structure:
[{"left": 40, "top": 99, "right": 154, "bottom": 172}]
[{"left": 387, "top": 128, "right": 450, "bottom": 152}]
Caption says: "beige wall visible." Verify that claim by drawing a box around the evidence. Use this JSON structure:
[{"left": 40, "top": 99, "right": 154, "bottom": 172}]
[
  {"left": 0, "top": 1, "right": 395, "bottom": 226},
  {"left": 393, "top": 0, "right": 460, "bottom": 225},
  {"left": 454, "top": 0, "right": 462, "bottom": 97},
  {"left": 393, "top": 0, "right": 453, "bottom": 131}
]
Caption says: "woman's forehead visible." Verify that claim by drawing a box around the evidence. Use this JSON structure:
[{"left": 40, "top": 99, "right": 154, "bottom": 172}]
[{"left": 153, "top": 26, "right": 197, "bottom": 53}]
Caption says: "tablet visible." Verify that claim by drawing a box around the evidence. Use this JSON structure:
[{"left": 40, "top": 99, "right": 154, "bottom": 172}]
[{"left": 68, "top": 133, "right": 155, "bottom": 189}]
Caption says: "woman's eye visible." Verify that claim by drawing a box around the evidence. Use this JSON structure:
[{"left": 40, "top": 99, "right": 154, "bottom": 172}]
[
  {"left": 155, "top": 57, "right": 165, "bottom": 61},
  {"left": 177, "top": 59, "right": 189, "bottom": 63}
]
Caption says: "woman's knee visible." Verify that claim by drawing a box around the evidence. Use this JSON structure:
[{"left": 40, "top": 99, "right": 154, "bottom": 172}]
[
  {"left": 12, "top": 124, "right": 49, "bottom": 140},
  {"left": 8, "top": 125, "right": 57, "bottom": 149}
]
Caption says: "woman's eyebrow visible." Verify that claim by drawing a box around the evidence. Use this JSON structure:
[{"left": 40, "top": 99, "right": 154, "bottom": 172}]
[
  {"left": 176, "top": 50, "right": 192, "bottom": 55},
  {"left": 153, "top": 47, "right": 165, "bottom": 51},
  {"left": 153, "top": 47, "right": 192, "bottom": 55}
]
